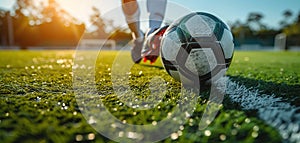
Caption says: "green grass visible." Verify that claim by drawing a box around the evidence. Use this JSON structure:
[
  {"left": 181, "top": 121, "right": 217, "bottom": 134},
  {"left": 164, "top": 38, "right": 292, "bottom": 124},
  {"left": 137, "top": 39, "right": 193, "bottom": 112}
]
[
  {"left": 227, "top": 51, "right": 300, "bottom": 106},
  {"left": 0, "top": 50, "right": 299, "bottom": 143}
]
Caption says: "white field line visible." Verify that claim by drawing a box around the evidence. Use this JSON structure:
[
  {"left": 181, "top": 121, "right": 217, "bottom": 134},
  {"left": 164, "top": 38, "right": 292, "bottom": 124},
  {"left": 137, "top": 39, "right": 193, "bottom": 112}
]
[{"left": 222, "top": 77, "right": 300, "bottom": 143}]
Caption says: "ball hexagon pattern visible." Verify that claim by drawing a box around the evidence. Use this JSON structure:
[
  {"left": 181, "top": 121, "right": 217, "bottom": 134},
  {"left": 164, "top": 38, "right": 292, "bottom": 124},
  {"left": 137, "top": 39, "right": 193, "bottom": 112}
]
[{"left": 161, "top": 12, "right": 234, "bottom": 85}]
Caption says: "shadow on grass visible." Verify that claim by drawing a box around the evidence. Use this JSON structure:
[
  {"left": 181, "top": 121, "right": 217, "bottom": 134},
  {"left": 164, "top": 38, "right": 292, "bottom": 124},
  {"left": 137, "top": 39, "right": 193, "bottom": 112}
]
[
  {"left": 198, "top": 75, "right": 300, "bottom": 117},
  {"left": 140, "top": 63, "right": 165, "bottom": 70},
  {"left": 228, "top": 75, "right": 300, "bottom": 106}
]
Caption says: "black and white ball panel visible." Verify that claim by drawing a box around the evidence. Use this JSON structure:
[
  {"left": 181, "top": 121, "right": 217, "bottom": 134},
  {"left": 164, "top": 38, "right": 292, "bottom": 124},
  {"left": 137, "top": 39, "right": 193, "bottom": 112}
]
[
  {"left": 183, "top": 14, "right": 216, "bottom": 37},
  {"left": 161, "top": 28, "right": 182, "bottom": 61},
  {"left": 185, "top": 48, "right": 217, "bottom": 76},
  {"left": 220, "top": 29, "right": 234, "bottom": 59},
  {"left": 160, "top": 12, "right": 234, "bottom": 84}
]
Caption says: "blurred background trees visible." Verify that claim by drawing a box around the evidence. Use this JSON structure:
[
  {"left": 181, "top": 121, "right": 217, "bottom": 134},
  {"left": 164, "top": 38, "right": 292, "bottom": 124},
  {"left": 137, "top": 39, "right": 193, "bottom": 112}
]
[
  {"left": 231, "top": 10, "right": 300, "bottom": 49},
  {"left": 0, "top": 0, "right": 85, "bottom": 49}
]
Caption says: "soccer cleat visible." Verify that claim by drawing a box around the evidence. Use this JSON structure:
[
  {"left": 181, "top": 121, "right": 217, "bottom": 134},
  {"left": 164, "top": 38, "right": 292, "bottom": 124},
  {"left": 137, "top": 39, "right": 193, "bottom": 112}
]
[
  {"left": 141, "top": 25, "right": 169, "bottom": 64},
  {"left": 131, "top": 37, "right": 144, "bottom": 63}
]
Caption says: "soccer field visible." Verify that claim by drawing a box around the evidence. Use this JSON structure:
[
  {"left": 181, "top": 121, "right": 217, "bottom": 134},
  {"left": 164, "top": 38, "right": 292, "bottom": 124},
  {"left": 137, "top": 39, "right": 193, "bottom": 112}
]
[{"left": 0, "top": 50, "right": 299, "bottom": 143}]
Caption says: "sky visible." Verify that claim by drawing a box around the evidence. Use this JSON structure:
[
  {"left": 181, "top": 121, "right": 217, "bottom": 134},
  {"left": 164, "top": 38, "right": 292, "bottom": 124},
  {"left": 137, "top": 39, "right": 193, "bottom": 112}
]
[{"left": 0, "top": 0, "right": 299, "bottom": 30}]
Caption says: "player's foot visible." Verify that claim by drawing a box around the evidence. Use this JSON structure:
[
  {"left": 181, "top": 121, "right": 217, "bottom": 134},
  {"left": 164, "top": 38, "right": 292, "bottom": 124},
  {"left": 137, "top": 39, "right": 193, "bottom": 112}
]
[
  {"left": 141, "top": 25, "right": 169, "bottom": 64},
  {"left": 131, "top": 37, "right": 144, "bottom": 63}
]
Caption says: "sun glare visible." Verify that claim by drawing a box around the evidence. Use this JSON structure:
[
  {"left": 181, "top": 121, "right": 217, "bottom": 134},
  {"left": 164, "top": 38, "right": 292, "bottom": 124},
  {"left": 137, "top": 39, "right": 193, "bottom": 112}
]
[{"left": 55, "top": 0, "right": 120, "bottom": 25}]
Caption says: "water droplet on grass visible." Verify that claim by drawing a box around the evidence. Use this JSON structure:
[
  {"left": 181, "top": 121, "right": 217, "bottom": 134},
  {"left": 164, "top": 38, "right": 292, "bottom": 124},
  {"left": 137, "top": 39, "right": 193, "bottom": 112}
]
[
  {"left": 231, "top": 129, "right": 238, "bottom": 135},
  {"left": 56, "top": 59, "right": 65, "bottom": 64},
  {"left": 245, "top": 118, "right": 251, "bottom": 123},
  {"left": 132, "top": 112, "right": 137, "bottom": 115},
  {"left": 170, "top": 133, "right": 179, "bottom": 140},
  {"left": 185, "top": 112, "right": 191, "bottom": 118},
  {"left": 204, "top": 130, "right": 211, "bottom": 136},
  {"left": 179, "top": 125, "right": 184, "bottom": 130},
  {"left": 138, "top": 71, "right": 143, "bottom": 76},
  {"left": 119, "top": 131, "right": 124, "bottom": 137},
  {"left": 75, "top": 135, "right": 83, "bottom": 141},
  {"left": 220, "top": 134, "right": 226, "bottom": 141},
  {"left": 87, "top": 133, "right": 95, "bottom": 140},
  {"left": 189, "top": 118, "right": 194, "bottom": 123},
  {"left": 251, "top": 131, "right": 258, "bottom": 138},
  {"left": 167, "top": 112, "right": 172, "bottom": 118},
  {"left": 253, "top": 125, "right": 259, "bottom": 131},
  {"left": 36, "top": 96, "right": 41, "bottom": 102},
  {"left": 177, "top": 130, "right": 183, "bottom": 136},
  {"left": 152, "top": 121, "right": 157, "bottom": 126},
  {"left": 233, "top": 123, "right": 241, "bottom": 129}
]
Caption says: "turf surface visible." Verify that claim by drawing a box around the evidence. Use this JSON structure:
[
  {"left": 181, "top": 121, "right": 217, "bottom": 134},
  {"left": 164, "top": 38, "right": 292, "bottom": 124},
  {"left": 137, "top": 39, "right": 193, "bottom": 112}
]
[{"left": 0, "top": 50, "right": 299, "bottom": 143}]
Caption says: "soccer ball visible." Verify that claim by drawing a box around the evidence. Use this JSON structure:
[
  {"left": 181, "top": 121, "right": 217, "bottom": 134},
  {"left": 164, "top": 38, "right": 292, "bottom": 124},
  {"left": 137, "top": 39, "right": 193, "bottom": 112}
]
[{"left": 160, "top": 12, "right": 234, "bottom": 86}]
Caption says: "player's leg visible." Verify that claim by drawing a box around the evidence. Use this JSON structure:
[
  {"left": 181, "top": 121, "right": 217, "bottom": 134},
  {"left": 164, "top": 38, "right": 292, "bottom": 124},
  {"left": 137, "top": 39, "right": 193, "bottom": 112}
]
[
  {"left": 142, "top": 0, "right": 167, "bottom": 64},
  {"left": 147, "top": 0, "right": 167, "bottom": 35},
  {"left": 122, "top": 0, "right": 144, "bottom": 63}
]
